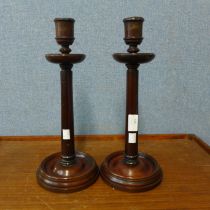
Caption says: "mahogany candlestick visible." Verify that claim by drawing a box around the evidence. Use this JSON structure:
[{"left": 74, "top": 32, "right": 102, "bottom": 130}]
[
  {"left": 36, "top": 18, "right": 99, "bottom": 192},
  {"left": 100, "top": 17, "right": 163, "bottom": 192}
]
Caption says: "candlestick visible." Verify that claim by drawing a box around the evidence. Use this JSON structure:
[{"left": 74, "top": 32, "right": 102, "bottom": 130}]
[
  {"left": 36, "top": 18, "right": 99, "bottom": 193},
  {"left": 100, "top": 17, "right": 163, "bottom": 192}
]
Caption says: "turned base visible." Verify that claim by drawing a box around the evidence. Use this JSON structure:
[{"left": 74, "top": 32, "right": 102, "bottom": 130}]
[
  {"left": 37, "top": 152, "right": 99, "bottom": 193},
  {"left": 100, "top": 151, "right": 162, "bottom": 192}
]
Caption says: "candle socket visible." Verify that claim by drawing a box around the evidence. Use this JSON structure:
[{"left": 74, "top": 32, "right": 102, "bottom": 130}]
[
  {"left": 54, "top": 18, "right": 75, "bottom": 54},
  {"left": 123, "top": 17, "right": 144, "bottom": 53}
]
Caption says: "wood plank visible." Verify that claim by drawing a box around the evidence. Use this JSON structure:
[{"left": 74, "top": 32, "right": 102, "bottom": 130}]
[{"left": 0, "top": 133, "right": 189, "bottom": 141}]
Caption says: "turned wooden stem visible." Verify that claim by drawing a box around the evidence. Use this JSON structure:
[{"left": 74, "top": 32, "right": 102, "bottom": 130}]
[
  {"left": 124, "top": 64, "right": 139, "bottom": 164},
  {"left": 60, "top": 63, "right": 75, "bottom": 165}
]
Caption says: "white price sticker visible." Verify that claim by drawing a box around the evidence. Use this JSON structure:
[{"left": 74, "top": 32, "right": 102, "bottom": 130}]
[
  {"left": 62, "top": 129, "right": 70, "bottom": 140},
  {"left": 128, "top": 114, "right": 138, "bottom": 131},
  {"left": 128, "top": 133, "right": 136, "bottom": 143}
]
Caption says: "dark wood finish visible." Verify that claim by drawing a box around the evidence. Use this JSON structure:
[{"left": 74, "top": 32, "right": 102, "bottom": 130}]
[
  {"left": 60, "top": 64, "right": 75, "bottom": 163},
  {"left": 45, "top": 54, "right": 85, "bottom": 64},
  {"left": 36, "top": 18, "right": 99, "bottom": 193},
  {"left": 37, "top": 152, "right": 98, "bottom": 192},
  {"left": 54, "top": 18, "right": 75, "bottom": 54},
  {"left": 100, "top": 17, "right": 162, "bottom": 192},
  {"left": 100, "top": 151, "right": 162, "bottom": 192},
  {"left": 113, "top": 53, "right": 155, "bottom": 64},
  {"left": 123, "top": 16, "right": 144, "bottom": 53},
  {"left": 125, "top": 67, "right": 139, "bottom": 158},
  {"left": 0, "top": 134, "right": 210, "bottom": 210}
]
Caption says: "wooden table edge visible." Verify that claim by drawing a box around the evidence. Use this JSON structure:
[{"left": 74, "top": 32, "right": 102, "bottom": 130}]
[{"left": 0, "top": 133, "right": 209, "bottom": 154}]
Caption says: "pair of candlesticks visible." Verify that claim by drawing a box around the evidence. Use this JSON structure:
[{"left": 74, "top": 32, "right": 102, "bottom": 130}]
[{"left": 36, "top": 17, "right": 163, "bottom": 193}]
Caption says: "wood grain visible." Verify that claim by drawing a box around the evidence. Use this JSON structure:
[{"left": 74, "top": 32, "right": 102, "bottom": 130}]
[
  {"left": 0, "top": 133, "right": 191, "bottom": 141},
  {"left": 0, "top": 134, "right": 210, "bottom": 210}
]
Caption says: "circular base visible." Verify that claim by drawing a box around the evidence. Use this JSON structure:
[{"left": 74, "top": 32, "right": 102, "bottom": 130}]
[
  {"left": 100, "top": 151, "right": 162, "bottom": 192},
  {"left": 37, "top": 152, "right": 99, "bottom": 193}
]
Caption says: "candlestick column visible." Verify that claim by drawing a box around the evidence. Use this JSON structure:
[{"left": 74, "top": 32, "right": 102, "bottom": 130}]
[
  {"left": 124, "top": 64, "right": 139, "bottom": 164},
  {"left": 60, "top": 64, "right": 75, "bottom": 165}
]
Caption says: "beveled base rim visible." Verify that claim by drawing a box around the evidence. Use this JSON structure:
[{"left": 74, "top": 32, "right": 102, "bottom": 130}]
[
  {"left": 100, "top": 151, "right": 163, "bottom": 192},
  {"left": 37, "top": 152, "right": 99, "bottom": 193}
]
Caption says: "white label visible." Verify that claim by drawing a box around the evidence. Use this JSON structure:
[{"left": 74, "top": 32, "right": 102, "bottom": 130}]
[
  {"left": 62, "top": 129, "right": 70, "bottom": 140},
  {"left": 128, "top": 133, "right": 136, "bottom": 143},
  {"left": 128, "top": 114, "right": 138, "bottom": 131}
]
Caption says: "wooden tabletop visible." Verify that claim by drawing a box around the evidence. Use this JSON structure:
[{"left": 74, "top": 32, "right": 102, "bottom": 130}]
[{"left": 0, "top": 134, "right": 209, "bottom": 210}]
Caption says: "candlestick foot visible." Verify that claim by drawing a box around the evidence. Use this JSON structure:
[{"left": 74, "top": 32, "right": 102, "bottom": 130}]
[
  {"left": 100, "top": 151, "right": 162, "bottom": 192},
  {"left": 37, "top": 152, "right": 99, "bottom": 193}
]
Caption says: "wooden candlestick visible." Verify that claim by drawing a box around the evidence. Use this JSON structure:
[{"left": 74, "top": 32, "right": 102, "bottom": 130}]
[
  {"left": 100, "top": 17, "right": 163, "bottom": 192},
  {"left": 36, "top": 18, "right": 99, "bottom": 193}
]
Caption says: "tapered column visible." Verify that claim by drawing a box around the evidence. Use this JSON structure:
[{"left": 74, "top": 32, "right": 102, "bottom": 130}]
[
  {"left": 125, "top": 64, "right": 139, "bottom": 163},
  {"left": 60, "top": 64, "right": 75, "bottom": 165}
]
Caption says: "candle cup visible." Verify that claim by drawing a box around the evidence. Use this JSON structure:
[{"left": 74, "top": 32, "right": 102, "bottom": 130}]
[
  {"left": 123, "top": 17, "right": 144, "bottom": 53},
  {"left": 54, "top": 18, "right": 75, "bottom": 54}
]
